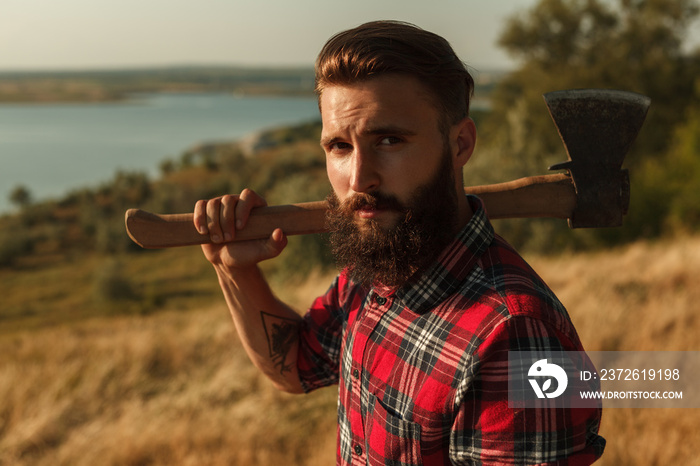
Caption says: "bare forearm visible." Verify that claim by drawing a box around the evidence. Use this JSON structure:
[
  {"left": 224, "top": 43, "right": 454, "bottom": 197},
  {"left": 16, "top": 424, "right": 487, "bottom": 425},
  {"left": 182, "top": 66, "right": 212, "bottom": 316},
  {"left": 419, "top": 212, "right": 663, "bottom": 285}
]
[
  {"left": 215, "top": 264, "right": 304, "bottom": 393},
  {"left": 193, "top": 190, "right": 302, "bottom": 392}
]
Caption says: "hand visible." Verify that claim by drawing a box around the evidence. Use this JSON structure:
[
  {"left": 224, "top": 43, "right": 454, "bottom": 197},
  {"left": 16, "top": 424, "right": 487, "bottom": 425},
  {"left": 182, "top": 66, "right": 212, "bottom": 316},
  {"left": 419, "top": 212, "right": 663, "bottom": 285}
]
[{"left": 194, "top": 189, "right": 288, "bottom": 271}]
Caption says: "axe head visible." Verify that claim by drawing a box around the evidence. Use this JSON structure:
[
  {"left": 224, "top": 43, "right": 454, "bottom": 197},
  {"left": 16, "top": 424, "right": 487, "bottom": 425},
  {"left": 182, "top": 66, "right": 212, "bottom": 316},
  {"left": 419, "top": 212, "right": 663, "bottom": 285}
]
[{"left": 544, "top": 89, "right": 651, "bottom": 228}]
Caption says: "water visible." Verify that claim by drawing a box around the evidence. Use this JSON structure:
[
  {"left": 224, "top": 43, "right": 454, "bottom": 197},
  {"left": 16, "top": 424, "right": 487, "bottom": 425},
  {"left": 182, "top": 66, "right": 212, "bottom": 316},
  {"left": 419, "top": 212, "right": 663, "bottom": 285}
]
[{"left": 0, "top": 93, "right": 320, "bottom": 213}]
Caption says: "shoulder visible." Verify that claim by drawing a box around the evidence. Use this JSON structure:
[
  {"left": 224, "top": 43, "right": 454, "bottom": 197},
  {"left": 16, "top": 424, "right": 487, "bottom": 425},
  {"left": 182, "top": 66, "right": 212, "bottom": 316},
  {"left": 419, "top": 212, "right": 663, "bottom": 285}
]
[
  {"left": 477, "top": 234, "right": 578, "bottom": 337},
  {"left": 440, "top": 233, "right": 583, "bottom": 357}
]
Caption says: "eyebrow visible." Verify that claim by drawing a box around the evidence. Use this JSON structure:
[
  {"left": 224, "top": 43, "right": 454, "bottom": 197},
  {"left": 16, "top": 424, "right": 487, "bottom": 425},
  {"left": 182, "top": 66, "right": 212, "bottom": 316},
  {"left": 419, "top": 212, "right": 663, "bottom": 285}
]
[{"left": 320, "top": 125, "right": 417, "bottom": 147}]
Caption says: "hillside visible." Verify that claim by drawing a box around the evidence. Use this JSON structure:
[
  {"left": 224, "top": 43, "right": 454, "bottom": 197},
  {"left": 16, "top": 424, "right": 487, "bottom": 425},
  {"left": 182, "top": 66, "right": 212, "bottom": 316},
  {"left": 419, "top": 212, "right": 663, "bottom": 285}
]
[
  {"left": 0, "top": 109, "right": 697, "bottom": 464},
  {"left": 1, "top": 232, "right": 698, "bottom": 465}
]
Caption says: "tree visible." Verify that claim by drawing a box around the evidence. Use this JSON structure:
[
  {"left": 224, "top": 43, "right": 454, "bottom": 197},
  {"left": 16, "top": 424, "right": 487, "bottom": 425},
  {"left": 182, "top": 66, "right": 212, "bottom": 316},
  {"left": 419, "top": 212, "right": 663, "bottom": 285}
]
[
  {"left": 641, "top": 80, "right": 700, "bottom": 232},
  {"left": 9, "top": 185, "right": 32, "bottom": 209},
  {"left": 472, "top": 0, "right": 700, "bottom": 249},
  {"left": 490, "top": 0, "right": 699, "bottom": 165}
]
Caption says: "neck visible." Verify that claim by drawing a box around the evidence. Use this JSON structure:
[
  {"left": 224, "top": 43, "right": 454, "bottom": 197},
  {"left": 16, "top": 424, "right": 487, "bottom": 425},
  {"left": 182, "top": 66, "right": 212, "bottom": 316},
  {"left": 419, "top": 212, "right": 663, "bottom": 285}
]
[
  {"left": 456, "top": 190, "right": 473, "bottom": 231},
  {"left": 395, "top": 193, "right": 474, "bottom": 290}
]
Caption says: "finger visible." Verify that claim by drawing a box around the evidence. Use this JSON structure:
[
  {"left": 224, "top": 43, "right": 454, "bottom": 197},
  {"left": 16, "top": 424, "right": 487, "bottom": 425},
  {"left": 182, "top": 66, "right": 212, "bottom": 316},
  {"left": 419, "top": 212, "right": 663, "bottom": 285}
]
[
  {"left": 220, "top": 194, "right": 237, "bottom": 242},
  {"left": 206, "top": 197, "right": 224, "bottom": 243},
  {"left": 194, "top": 199, "right": 209, "bottom": 235},
  {"left": 235, "top": 188, "right": 267, "bottom": 230}
]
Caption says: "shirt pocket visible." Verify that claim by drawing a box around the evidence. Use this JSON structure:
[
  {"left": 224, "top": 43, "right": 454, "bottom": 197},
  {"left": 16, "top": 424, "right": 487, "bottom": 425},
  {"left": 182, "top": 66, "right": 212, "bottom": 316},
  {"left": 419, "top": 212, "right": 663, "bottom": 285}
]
[{"left": 366, "top": 393, "right": 423, "bottom": 465}]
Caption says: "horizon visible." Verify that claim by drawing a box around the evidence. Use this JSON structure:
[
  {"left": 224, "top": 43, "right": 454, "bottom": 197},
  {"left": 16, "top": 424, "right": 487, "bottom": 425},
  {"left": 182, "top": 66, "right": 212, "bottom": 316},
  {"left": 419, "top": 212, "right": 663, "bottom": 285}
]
[
  {"left": 0, "top": 62, "right": 511, "bottom": 73},
  {"left": 0, "top": 63, "right": 512, "bottom": 78},
  {"left": 0, "top": 62, "right": 509, "bottom": 74}
]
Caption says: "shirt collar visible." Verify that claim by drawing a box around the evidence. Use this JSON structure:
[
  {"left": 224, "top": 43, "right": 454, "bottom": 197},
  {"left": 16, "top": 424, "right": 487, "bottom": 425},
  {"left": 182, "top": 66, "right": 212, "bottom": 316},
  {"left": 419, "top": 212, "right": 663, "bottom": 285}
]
[{"left": 381, "top": 195, "right": 495, "bottom": 314}]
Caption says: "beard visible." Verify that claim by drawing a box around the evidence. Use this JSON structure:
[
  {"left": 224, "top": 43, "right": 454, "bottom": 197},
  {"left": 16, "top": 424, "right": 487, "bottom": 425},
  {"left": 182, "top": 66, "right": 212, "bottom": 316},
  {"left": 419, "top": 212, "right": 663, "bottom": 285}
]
[{"left": 326, "top": 149, "right": 460, "bottom": 289}]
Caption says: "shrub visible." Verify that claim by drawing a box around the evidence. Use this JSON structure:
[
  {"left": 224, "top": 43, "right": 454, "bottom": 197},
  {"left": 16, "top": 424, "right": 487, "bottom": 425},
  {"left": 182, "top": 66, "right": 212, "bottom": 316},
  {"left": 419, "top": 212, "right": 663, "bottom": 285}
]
[
  {"left": 93, "top": 258, "right": 138, "bottom": 303},
  {"left": 0, "top": 231, "right": 35, "bottom": 267}
]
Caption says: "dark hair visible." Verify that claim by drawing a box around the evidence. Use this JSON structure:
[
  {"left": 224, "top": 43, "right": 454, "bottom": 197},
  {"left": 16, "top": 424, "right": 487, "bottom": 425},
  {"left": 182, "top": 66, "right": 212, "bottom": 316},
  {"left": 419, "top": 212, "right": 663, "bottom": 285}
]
[{"left": 315, "top": 20, "right": 475, "bottom": 127}]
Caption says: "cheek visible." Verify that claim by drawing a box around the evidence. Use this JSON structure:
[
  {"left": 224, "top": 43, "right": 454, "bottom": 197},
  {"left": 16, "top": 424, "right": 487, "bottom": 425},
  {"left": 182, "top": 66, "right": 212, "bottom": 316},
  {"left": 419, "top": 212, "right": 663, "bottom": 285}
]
[
  {"left": 326, "top": 157, "right": 347, "bottom": 194},
  {"left": 398, "top": 156, "right": 440, "bottom": 188}
]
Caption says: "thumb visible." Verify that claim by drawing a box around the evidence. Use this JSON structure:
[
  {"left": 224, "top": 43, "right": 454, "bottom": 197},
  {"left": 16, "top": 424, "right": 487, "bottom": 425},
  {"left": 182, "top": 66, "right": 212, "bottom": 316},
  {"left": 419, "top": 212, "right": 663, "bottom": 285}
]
[{"left": 259, "top": 228, "right": 287, "bottom": 260}]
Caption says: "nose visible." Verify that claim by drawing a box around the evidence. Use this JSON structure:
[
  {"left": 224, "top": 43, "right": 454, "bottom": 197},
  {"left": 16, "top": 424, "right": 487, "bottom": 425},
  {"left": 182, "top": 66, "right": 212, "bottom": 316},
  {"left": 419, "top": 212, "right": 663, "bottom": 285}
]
[{"left": 349, "top": 148, "right": 380, "bottom": 194}]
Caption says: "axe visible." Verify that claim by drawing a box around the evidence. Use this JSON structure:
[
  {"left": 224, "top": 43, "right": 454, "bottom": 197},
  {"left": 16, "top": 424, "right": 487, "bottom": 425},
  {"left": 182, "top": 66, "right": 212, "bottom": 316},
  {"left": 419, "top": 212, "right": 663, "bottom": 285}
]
[{"left": 125, "top": 89, "right": 650, "bottom": 249}]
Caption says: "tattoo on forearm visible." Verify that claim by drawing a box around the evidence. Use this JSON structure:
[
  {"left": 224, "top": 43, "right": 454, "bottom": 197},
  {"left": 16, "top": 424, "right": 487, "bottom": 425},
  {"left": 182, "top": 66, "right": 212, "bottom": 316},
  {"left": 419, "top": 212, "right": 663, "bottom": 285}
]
[{"left": 260, "top": 311, "right": 299, "bottom": 376}]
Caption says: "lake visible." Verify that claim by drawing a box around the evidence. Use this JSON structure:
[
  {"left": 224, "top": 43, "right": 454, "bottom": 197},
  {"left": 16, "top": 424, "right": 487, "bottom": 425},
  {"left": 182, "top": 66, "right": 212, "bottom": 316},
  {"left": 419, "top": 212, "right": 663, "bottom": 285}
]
[{"left": 0, "top": 93, "right": 320, "bottom": 213}]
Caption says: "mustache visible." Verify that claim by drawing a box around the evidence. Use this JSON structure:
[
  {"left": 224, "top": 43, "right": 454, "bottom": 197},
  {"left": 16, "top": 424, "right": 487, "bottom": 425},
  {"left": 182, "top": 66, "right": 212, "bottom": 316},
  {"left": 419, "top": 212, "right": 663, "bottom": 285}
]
[{"left": 337, "top": 192, "right": 406, "bottom": 213}]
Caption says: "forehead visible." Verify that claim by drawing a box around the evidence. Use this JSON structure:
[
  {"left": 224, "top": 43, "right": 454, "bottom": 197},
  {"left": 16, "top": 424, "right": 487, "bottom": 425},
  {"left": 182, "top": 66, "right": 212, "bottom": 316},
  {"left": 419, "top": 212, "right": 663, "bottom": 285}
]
[{"left": 319, "top": 75, "right": 440, "bottom": 134}]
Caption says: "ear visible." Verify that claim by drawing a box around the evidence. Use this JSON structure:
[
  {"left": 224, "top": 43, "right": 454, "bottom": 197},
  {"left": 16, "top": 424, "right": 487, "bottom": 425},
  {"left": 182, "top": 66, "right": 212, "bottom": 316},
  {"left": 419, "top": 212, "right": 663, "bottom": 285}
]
[{"left": 450, "top": 117, "right": 477, "bottom": 169}]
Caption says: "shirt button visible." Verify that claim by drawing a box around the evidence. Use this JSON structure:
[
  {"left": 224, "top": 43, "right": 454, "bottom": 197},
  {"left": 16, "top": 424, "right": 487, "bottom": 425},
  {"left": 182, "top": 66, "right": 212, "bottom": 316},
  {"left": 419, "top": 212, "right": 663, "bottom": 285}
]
[
  {"left": 375, "top": 296, "right": 387, "bottom": 306},
  {"left": 354, "top": 444, "right": 363, "bottom": 456},
  {"left": 352, "top": 368, "right": 360, "bottom": 379}
]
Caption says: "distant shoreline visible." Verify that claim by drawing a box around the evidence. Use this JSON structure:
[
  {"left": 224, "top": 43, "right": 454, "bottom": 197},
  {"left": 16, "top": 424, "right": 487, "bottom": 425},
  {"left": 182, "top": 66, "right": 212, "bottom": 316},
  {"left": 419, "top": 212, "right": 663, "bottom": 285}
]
[
  {"left": 0, "top": 90, "right": 316, "bottom": 105},
  {"left": 0, "top": 87, "right": 317, "bottom": 105},
  {"left": 0, "top": 66, "right": 317, "bottom": 104},
  {"left": 0, "top": 65, "right": 502, "bottom": 104}
]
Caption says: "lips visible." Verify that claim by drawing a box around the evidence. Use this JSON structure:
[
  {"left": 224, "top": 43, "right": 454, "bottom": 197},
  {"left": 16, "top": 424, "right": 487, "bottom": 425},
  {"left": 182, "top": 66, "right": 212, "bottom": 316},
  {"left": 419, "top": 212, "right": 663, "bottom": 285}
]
[
  {"left": 356, "top": 206, "right": 383, "bottom": 219},
  {"left": 355, "top": 198, "right": 398, "bottom": 219}
]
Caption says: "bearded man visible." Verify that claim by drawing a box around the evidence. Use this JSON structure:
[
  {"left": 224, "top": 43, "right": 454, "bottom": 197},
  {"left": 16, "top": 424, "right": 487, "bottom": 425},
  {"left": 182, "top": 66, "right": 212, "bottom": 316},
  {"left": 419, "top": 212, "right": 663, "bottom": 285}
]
[{"left": 194, "top": 21, "right": 605, "bottom": 465}]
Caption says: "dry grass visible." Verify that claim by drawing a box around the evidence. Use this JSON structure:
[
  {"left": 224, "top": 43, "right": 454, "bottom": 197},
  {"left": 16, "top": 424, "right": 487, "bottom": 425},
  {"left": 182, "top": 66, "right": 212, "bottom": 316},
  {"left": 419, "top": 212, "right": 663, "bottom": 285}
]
[
  {"left": 0, "top": 305, "right": 337, "bottom": 466},
  {"left": 530, "top": 235, "right": 700, "bottom": 353},
  {"left": 0, "top": 247, "right": 220, "bottom": 334},
  {"left": 527, "top": 235, "right": 700, "bottom": 466},
  {"left": 1, "top": 235, "right": 699, "bottom": 465}
]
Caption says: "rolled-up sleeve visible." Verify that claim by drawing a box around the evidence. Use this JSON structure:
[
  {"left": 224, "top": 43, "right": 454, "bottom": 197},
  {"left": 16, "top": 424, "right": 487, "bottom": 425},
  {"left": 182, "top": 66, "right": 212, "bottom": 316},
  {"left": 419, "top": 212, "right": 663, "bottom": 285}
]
[{"left": 297, "top": 275, "right": 347, "bottom": 392}]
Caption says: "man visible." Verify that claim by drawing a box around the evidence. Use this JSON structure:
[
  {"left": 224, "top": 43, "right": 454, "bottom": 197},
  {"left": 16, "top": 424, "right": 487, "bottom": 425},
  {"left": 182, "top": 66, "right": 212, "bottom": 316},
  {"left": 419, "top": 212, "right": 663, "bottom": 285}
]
[{"left": 194, "top": 21, "right": 605, "bottom": 465}]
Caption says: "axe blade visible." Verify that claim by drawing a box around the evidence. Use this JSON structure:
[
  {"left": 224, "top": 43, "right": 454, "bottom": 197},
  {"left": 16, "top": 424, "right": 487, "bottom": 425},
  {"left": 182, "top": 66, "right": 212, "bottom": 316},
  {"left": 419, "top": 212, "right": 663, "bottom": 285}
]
[{"left": 544, "top": 89, "right": 651, "bottom": 228}]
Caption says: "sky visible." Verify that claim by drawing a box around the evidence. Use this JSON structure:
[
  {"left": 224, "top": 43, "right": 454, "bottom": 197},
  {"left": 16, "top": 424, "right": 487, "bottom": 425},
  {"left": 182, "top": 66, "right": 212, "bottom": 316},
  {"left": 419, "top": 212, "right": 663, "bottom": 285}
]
[
  {"left": 3, "top": 0, "right": 699, "bottom": 73},
  {"left": 1, "top": 0, "right": 544, "bottom": 72}
]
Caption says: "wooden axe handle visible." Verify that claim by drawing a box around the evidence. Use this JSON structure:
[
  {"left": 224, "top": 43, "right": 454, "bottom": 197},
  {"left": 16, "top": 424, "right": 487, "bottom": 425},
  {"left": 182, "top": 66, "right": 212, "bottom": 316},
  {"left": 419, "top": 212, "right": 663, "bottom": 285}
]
[
  {"left": 126, "top": 201, "right": 329, "bottom": 249},
  {"left": 125, "top": 173, "right": 574, "bottom": 249}
]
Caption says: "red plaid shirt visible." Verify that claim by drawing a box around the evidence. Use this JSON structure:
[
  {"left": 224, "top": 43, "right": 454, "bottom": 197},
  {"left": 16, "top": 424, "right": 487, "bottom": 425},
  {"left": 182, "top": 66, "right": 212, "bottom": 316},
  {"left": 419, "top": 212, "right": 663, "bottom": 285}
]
[{"left": 297, "top": 196, "right": 605, "bottom": 465}]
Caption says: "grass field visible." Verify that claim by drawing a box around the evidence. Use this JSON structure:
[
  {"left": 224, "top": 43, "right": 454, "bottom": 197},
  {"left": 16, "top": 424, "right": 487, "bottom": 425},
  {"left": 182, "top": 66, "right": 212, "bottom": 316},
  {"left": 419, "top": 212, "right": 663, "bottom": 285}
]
[{"left": 1, "top": 234, "right": 699, "bottom": 465}]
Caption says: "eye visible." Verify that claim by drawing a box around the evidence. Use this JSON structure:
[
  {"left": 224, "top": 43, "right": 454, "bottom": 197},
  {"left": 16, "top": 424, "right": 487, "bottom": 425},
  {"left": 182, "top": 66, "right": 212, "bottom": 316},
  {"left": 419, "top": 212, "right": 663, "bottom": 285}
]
[
  {"left": 326, "top": 141, "right": 353, "bottom": 155},
  {"left": 378, "top": 136, "right": 403, "bottom": 146}
]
